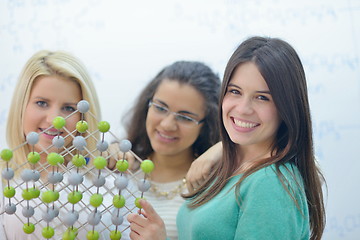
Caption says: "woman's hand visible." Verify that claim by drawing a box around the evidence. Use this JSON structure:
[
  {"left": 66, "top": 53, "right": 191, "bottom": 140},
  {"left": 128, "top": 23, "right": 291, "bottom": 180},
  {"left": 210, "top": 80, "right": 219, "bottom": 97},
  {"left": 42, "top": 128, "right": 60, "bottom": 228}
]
[
  {"left": 127, "top": 199, "right": 167, "bottom": 240},
  {"left": 106, "top": 143, "right": 136, "bottom": 170},
  {"left": 186, "top": 141, "right": 223, "bottom": 192}
]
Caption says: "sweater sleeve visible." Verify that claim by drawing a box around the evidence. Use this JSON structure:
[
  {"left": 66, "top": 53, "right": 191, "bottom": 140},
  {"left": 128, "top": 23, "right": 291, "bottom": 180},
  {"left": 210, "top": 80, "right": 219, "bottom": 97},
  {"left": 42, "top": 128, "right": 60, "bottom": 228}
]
[{"left": 233, "top": 169, "right": 309, "bottom": 240}]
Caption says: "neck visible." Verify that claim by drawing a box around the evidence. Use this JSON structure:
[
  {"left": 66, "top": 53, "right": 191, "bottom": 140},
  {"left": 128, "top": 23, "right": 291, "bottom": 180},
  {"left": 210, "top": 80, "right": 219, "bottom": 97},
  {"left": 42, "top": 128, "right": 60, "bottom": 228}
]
[
  {"left": 149, "top": 150, "right": 194, "bottom": 183},
  {"left": 234, "top": 145, "right": 272, "bottom": 174}
]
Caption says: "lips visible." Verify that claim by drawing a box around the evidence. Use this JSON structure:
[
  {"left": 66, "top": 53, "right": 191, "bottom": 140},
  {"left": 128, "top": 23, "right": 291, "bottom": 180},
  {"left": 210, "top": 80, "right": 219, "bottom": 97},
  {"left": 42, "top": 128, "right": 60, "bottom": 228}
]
[
  {"left": 156, "top": 130, "right": 177, "bottom": 142},
  {"left": 39, "top": 128, "right": 63, "bottom": 139},
  {"left": 233, "top": 118, "right": 259, "bottom": 128}
]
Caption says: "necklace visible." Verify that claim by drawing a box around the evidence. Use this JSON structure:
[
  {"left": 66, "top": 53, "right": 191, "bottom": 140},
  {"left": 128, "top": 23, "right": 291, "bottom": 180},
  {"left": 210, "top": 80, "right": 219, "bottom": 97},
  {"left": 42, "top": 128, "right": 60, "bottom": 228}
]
[{"left": 150, "top": 178, "right": 187, "bottom": 200}]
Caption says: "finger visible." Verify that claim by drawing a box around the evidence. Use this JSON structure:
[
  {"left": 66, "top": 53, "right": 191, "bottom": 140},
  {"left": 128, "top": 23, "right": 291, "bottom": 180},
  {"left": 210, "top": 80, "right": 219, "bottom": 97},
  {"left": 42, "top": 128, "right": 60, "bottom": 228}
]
[
  {"left": 129, "top": 221, "right": 144, "bottom": 235},
  {"left": 139, "top": 199, "right": 161, "bottom": 222},
  {"left": 127, "top": 213, "right": 148, "bottom": 227},
  {"left": 126, "top": 153, "right": 138, "bottom": 170},
  {"left": 129, "top": 229, "right": 141, "bottom": 240},
  {"left": 186, "top": 181, "right": 196, "bottom": 192},
  {"left": 107, "top": 157, "right": 117, "bottom": 170}
]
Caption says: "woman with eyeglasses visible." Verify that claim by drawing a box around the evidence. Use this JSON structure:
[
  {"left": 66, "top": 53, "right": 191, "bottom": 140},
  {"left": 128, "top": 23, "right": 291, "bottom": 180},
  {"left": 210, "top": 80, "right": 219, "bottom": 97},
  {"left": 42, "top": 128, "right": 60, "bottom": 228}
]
[{"left": 122, "top": 61, "right": 221, "bottom": 240}]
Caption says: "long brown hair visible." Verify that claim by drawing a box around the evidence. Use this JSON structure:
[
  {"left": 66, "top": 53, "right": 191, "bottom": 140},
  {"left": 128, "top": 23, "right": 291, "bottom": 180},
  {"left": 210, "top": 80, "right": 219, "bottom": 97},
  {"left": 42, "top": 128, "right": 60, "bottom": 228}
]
[
  {"left": 123, "top": 61, "right": 221, "bottom": 163},
  {"left": 185, "top": 37, "right": 325, "bottom": 240}
]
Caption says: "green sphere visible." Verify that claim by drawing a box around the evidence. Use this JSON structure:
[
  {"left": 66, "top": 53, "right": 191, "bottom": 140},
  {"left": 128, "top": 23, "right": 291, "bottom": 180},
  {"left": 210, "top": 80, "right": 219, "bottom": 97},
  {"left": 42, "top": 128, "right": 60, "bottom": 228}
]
[
  {"left": 3, "top": 186, "right": 15, "bottom": 198},
  {"left": 116, "top": 159, "right": 129, "bottom": 172},
  {"left": 72, "top": 154, "right": 86, "bottom": 167},
  {"left": 135, "top": 197, "right": 145, "bottom": 208},
  {"left": 68, "top": 191, "right": 83, "bottom": 204},
  {"left": 93, "top": 156, "right": 107, "bottom": 169},
  {"left": 86, "top": 230, "right": 99, "bottom": 240},
  {"left": 62, "top": 229, "right": 77, "bottom": 240},
  {"left": 22, "top": 189, "right": 33, "bottom": 200},
  {"left": 47, "top": 152, "right": 61, "bottom": 166},
  {"left": 90, "top": 193, "right": 103, "bottom": 207},
  {"left": 140, "top": 159, "right": 155, "bottom": 173},
  {"left": 53, "top": 190, "right": 60, "bottom": 201},
  {"left": 76, "top": 120, "right": 89, "bottom": 133},
  {"left": 109, "top": 230, "right": 122, "bottom": 240},
  {"left": 23, "top": 223, "right": 35, "bottom": 234},
  {"left": 30, "top": 187, "right": 40, "bottom": 198},
  {"left": 1, "top": 149, "right": 13, "bottom": 161},
  {"left": 27, "top": 151, "right": 40, "bottom": 164},
  {"left": 58, "top": 154, "right": 64, "bottom": 165},
  {"left": 42, "top": 226, "right": 55, "bottom": 239},
  {"left": 41, "top": 190, "right": 55, "bottom": 203},
  {"left": 52, "top": 116, "right": 66, "bottom": 129},
  {"left": 98, "top": 121, "right": 110, "bottom": 133},
  {"left": 113, "top": 195, "right": 125, "bottom": 208}
]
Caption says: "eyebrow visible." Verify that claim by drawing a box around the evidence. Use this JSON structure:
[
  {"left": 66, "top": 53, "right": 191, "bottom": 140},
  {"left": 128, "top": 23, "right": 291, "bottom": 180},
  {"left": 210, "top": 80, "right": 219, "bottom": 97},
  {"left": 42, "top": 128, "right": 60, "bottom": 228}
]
[
  {"left": 153, "top": 99, "right": 199, "bottom": 117},
  {"left": 33, "top": 96, "right": 78, "bottom": 106},
  {"left": 227, "top": 83, "right": 271, "bottom": 94}
]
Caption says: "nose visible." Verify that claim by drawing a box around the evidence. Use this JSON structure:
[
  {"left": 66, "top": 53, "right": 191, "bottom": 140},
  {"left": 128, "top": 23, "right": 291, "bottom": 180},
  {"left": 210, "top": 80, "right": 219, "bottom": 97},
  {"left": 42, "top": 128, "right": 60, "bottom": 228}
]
[
  {"left": 159, "top": 113, "right": 178, "bottom": 131},
  {"left": 46, "top": 108, "right": 62, "bottom": 124},
  {"left": 237, "top": 97, "right": 254, "bottom": 115}
]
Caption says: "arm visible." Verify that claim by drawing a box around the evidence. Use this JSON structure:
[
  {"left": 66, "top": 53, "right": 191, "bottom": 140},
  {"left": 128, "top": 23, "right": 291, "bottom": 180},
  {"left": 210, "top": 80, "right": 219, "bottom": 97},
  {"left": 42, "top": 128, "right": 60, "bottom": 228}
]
[{"left": 186, "top": 141, "right": 222, "bottom": 192}]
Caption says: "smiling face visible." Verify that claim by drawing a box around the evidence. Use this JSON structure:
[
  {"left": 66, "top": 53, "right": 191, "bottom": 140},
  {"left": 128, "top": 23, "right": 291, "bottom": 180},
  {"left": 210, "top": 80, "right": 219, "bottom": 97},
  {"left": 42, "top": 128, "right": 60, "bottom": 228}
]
[
  {"left": 146, "top": 79, "right": 205, "bottom": 158},
  {"left": 23, "top": 75, "right": 82, "bottom": 154},
  {"left": 222, "top": 62, "right": 281, "bottom": 154}
]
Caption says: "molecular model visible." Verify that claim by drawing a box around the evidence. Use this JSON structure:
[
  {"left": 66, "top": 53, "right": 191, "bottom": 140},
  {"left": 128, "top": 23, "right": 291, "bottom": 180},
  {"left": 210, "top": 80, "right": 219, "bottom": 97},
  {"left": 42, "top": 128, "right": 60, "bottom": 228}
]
[{"left": 0, "top": 100, "right": 154, "bottom": 240}]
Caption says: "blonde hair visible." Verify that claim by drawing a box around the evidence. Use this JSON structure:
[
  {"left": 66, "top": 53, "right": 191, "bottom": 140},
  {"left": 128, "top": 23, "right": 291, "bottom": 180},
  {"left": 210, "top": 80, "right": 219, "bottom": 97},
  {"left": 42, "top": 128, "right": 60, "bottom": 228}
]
[{"left": 5, "top": 50, "right": 101, "bottom": 169}]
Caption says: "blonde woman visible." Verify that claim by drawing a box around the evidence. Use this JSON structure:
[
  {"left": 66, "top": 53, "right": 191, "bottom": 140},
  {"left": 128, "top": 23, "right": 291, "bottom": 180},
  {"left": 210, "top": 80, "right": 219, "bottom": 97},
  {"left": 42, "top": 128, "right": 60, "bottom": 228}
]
[
  {"left": 0, "top": 50, "right": 119, "bottom": 240},
  {"left": 5, "top": 50, "right": 101, "bottom": 171}
]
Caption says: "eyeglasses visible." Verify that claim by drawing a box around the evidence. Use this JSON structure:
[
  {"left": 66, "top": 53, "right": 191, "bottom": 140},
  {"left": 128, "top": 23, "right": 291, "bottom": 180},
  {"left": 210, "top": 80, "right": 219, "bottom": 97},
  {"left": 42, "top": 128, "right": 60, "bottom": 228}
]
[{"left": 148, "top": 100, "right": 204, "bottom": 126}]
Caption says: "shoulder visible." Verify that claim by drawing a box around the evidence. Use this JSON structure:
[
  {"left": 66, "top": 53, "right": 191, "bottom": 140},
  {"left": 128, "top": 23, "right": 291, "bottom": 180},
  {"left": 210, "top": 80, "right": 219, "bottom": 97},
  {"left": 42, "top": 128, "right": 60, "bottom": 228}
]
[{"left": 239, "top": 163, "right": 304, "bottom": 201}]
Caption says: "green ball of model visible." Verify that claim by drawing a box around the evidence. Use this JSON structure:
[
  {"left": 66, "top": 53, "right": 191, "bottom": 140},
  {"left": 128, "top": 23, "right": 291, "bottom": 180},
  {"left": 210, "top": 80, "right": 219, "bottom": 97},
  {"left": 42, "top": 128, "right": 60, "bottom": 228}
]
[
  {"left": 90, "top": 193, "right": 103, "bottom": 207},
  {"left": 52, "top": 116, "right": 66, "bottom": 129},
  {"left": 22, "top": 189, "right": 33, "bottom": 200},
  {"left": 47, "top": 152, "right": 62, "bottom": 166},
  {"left": 93, "top": 156, "right": 107, "bottom": 169},
  {"left": 113, "top": 195, "right": 125, "bottom": 208},
  {"left": 42, "top": 226, "right": 55, "bottom": 239},
  {"left": 140, "top": 159, "right": 154, "bottom": 173},
  {"left": 72, "top": 154, "right": 86, "bottom": 167},
  {"left": 76, "top": 120, "right": 89, "bottom": 133},
  {"left": 68, "top": 191, "right": 83, "bottom": 204},
  {"left": 41, "top": 190, "right": 56, "bottom": 204},
  {"left": 135, "top": 197, "right": 146, "bottom": 208},
  {"left": 53, "top": 190, "right": 60, "bottom": 201},
  {"left": 3, "top": 186, "right": 15, "bottom": 198},
  {"left": 30, "top": 187, "right": 40, "bottom": 199},
  {"left": 116, "top": 159, "right": 129, "bottom": 172},
  {"left": 110, "top": 230, "right": 122, "bottom": 240},
  {"left": 98, "top": 121, "right": 110, "bottom": 133},
  {"left": 62, "top": 229, "right": 77, "bottom": 240},
  {"left": 1, "top": 149, "right": 13, "bottom": 161},
  {"left": 23, "top": 223, "right": 35, "bottom": 234},
  {"left": 27, "top": 151, "right": 40, "bottom": 164},
  {"left": 86, "top": 230, "right": 99, "bottom": 240}
]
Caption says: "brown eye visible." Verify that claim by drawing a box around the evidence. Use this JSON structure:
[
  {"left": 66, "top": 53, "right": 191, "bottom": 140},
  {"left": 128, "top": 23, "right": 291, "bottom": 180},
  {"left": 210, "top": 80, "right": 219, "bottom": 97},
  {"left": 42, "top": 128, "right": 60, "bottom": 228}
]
[{"left": 257, "top": 95, "right": 270, "bottom": 101}]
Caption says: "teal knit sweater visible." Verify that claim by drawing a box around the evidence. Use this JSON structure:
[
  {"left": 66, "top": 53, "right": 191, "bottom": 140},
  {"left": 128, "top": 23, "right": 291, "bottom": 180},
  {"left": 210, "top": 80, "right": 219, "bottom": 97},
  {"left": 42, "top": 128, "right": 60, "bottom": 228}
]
[{"left": 177, "top": 163, "right": 310, "bottom": 240}]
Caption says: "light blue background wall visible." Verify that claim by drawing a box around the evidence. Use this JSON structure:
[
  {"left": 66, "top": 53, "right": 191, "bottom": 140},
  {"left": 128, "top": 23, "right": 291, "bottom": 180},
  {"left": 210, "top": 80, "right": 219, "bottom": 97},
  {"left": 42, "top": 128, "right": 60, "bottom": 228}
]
[{"left": 1, "top": 1, "right": 359, "bottom": 239}]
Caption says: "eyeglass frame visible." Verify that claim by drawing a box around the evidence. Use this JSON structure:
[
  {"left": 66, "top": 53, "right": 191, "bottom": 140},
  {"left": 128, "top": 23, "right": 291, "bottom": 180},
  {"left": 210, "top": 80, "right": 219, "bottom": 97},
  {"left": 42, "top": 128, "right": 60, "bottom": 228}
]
[{"left": 148, "top": 100, "right": 205, "bottom": 125}]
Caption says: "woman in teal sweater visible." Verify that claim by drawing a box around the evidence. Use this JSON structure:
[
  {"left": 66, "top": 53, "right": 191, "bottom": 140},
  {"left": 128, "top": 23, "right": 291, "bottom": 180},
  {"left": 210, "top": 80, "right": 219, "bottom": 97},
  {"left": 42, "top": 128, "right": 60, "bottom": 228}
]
[{"left": 127, "top": 36, "right": 326, "bottom": 240}]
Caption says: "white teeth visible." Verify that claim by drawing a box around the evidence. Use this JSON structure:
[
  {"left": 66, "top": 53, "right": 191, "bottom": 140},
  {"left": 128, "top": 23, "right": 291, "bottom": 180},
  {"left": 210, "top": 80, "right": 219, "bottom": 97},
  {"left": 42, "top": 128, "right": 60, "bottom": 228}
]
[
  {"left": 159, "top": 132, "right": 175, "bottom": 139},
  {"left": 234, "top": 119, "right": 257, "bottom": 128},
  {"left": 43, "top": 130, "right": 61, "bottom": 136}
]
